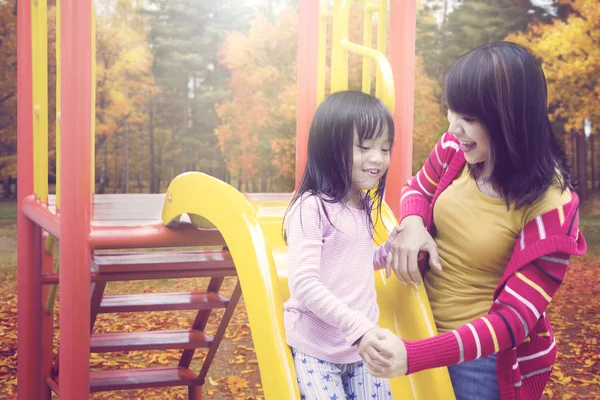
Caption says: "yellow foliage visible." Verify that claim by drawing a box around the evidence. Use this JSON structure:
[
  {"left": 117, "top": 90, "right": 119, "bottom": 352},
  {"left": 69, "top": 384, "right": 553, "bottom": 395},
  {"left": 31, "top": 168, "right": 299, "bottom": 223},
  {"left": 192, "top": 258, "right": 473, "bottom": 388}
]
[
  {"left": 412, "top": 55, "right": 445, "bottom": 173},
  {"left": 507, "top": 0, "right": 600, "bottom": 133},
  {"left": 216, "top": 9, "right": 298, "bottom": 190}
]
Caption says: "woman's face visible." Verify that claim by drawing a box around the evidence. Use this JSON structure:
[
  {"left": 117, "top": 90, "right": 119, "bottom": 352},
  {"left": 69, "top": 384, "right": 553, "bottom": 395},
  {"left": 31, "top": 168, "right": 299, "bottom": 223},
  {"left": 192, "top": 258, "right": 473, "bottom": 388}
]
[{"left": 447, "top": 109, "right": 491, "bottom": 168}]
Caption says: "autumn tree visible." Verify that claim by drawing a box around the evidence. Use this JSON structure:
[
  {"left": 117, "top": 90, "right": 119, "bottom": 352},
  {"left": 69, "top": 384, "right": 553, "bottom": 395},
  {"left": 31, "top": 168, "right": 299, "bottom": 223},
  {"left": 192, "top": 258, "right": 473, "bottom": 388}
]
[
  {"left": 145, "top": 0, "right": 255, "bottom": 192},
  {"left": 0, "top": 0, "right": 58, "bottom": 198},
  {"left": 412, "top": 56, "right": 446, "bottom": 173},
  {"left": 417, "top": 0, "right": 555, "bottom": 110},
  {"left": 0, "top": 0, "right": 17, "bottom": 197},
  {"left": 216, "top": 9, "right": 298, "bottom": 192},
  {"left": 94, "top": 0, "right": 156, "bottom": 193},
  {"left": 508, "top": 0, "right": 600, "bottom": 134}
]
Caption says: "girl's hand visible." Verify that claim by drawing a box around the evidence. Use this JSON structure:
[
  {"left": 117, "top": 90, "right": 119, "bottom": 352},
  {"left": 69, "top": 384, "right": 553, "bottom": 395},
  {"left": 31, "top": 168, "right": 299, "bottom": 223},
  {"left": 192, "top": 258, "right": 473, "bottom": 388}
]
[
  {"left": 386, "top": 216, "right": 442, "bottom": 285},
  {"left": 357, "top": 327, "right": 394, "bottom": 372},
  {"left": 365, "top": 331, "right": 408, "bottom": 378}
]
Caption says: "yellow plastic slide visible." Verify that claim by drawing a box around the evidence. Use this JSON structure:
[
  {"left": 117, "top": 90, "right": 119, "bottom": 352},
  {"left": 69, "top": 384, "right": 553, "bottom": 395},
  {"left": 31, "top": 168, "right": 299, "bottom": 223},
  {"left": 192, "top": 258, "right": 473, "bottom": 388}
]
[{"left": 162, "top": 172, "right": 455, "bottom": 399}]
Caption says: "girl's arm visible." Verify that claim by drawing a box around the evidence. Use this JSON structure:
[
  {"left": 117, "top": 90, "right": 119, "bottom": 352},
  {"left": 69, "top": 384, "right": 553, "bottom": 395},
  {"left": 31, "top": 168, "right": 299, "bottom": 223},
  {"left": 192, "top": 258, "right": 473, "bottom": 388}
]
[
  {"left": 287, "top": 196, "right": 375, "bottom": 345},
  {"left": 373, "top": 226, "right": 404, "bottom": 270}
]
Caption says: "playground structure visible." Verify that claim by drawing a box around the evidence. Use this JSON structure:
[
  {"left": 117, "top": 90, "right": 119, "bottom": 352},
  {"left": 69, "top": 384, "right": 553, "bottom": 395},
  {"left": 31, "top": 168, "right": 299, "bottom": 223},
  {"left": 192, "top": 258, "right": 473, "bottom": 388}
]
[{"left": 17, "top": 0, "right": 455, "bottom": 399}]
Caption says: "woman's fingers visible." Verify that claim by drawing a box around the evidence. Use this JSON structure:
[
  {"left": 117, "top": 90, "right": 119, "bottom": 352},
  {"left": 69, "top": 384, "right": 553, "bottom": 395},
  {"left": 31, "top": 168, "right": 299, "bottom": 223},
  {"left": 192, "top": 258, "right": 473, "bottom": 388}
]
[
  {"left": 385, "top": 252, "right": 392, "bottom": 279},
  {"left": 398, "top": 245, "right": 410, "bottom": 284},
  {"left": 407, "top": 249, "right": 421, "bottom": 285},
  {"left": 426, "top": 238, "right": 442, "bottom": 271}
]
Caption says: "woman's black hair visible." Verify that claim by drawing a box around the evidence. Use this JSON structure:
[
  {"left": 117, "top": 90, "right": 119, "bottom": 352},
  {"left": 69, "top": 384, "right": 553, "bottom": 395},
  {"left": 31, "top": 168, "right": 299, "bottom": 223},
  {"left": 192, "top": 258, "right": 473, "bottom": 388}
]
[{"left": 445, "top": 41, "right": 570, "bottom": 208}]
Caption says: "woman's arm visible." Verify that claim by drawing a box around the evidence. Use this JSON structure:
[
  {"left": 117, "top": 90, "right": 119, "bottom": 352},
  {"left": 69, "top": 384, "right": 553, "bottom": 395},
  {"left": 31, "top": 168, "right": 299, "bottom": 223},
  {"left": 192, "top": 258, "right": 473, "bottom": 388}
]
[
  {"left": 400, "top": 132, "right": 458, "bottom": 225},
  {"left": 387, "top": 134, "right": 458, "bottom": 284},
  {"left": 368, "top": 253, "right": 569, "bottom": 376}
]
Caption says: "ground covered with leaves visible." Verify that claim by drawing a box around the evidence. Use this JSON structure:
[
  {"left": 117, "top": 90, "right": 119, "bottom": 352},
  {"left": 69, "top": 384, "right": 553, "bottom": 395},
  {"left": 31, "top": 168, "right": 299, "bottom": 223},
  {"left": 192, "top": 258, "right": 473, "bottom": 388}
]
[{"left": 0, "top": 200, "right": 598, "bottom": 398}]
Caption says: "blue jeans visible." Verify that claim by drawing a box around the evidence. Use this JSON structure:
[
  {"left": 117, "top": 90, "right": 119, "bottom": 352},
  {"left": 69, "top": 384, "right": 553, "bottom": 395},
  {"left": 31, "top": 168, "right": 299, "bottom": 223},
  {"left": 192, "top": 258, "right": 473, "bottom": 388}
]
[{"left": 448, "top": 354, "right": 501, "bottom": 400}]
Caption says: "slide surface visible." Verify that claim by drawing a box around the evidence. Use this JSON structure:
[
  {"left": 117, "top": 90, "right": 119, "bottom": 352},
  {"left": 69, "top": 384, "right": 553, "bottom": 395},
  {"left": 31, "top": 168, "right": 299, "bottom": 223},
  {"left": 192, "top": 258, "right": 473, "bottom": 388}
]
[{"left": 162, "top": 172, "right": 455, "bottom": 399}]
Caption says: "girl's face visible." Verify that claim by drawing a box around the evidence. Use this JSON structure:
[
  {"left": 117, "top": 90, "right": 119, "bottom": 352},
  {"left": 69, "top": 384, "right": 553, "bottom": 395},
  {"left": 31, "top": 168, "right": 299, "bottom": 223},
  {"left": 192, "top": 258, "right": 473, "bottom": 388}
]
[
  {"left": 351, "top": 129, "right": 391, "bottom": 196},
  {"left": 447, "top": 109, "right": 491, "bottom": 169}
]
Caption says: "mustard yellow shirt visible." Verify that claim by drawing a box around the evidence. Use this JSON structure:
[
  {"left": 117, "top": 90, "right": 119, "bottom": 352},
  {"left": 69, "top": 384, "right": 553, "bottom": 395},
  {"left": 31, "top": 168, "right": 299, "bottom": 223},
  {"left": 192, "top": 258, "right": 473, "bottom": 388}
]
[{"left": 425, "top": 166, "right": 571, "bottom": 333}]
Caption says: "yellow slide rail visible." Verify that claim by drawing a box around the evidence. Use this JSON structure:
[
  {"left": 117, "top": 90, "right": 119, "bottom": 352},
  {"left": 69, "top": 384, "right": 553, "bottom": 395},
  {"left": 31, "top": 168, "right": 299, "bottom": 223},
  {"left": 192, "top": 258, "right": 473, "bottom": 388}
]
[
  {"left": 162, "top": 172, "right": 455, "bottom": 399},
  {"left": 162, "top": 172, "right": 300, "bottom": 399}
]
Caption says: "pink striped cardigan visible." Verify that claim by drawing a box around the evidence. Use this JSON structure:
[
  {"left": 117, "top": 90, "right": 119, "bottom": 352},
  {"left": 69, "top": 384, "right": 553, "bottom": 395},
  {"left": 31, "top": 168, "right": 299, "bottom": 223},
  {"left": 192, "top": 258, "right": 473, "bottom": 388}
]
[{"left": 400, "top": 133, "right": 587, "bottom": 399}]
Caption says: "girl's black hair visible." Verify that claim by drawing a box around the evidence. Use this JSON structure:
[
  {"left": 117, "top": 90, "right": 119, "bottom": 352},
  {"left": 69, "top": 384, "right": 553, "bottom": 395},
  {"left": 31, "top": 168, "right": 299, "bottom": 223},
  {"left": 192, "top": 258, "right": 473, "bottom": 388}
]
[
  {"left": 445, "top": 41, "right": 570, "bottom": 208},
  {"left": 286, "top": 90, "right": 395, "bottom": 237}
]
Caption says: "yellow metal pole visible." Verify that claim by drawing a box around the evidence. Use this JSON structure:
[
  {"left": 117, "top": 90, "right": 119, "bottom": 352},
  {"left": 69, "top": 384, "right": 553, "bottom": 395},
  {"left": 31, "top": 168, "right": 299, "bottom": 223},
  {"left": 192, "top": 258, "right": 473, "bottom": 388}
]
[
  {"left": 375, "top": 0, "right": 387, "bottom": 98},
  {"left": 341, "top": 39, "right": 395, "bottom": 113},
  {"left": 55, "top": 0, "right": 61, "bottom": 208},
  {"left": 32, "top": 1, "right": 38, "bottom": 199},
  {"left": 330, "top": 0, "right": 350, "bottom": 92},
  {"left": 91, "top": 2, "right": 96, "bottom": 194},
  {"left": 362, "top": 4, "right": 376, "bottom": 94},
  {"left": 32, "top": 0, "right": 49, "bottom": 203}
]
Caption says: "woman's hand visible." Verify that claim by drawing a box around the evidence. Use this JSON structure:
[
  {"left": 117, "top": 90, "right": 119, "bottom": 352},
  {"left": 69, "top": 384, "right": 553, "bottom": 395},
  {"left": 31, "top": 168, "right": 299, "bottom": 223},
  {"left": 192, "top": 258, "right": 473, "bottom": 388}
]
[
  {"left": 357, "top": 327, "right": 394, "bottom": 372},
  {"left": 363, "top": 329, "right": 408, "bottom": 378},
  {"left": 386, "top": 216, "right": 442, "bottom": 285},
  {"left": 384, "top": 225, "right": 404, "bottom": 278}
]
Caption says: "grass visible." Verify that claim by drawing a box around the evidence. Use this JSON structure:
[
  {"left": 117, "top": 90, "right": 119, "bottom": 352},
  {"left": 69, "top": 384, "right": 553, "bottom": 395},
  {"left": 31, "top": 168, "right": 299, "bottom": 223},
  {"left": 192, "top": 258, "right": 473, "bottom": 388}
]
[
  {"left": 578, "top": 198, "right": 600, "bottom": 258},
  {"left": 0, "top": 201, "right": 17, "bottom": 282},
  {"left": 0, "top": 200, "right": 17, "bottom": 225}
]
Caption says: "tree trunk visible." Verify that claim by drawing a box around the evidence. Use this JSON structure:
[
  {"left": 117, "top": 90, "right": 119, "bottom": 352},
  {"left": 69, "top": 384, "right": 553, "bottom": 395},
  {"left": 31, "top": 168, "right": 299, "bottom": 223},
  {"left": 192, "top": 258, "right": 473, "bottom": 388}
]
[
  {"left": 137, "top": 172, "right": 143, "bottom": 192},
  {"left": 236, "top": 169, "right": 242, "bottom": 190},
  {"left": 113, "top": 132, "right": 121, "bottom": 194},
  {"left": 149, "top": 102, "right": 157, "bottom": 193},
  {"left": 97, "top": 143, "right": 108, "bottom": 194},
  {"left": 138, "top": 126, "right": 144, "bottom": 192},
  {"left": 437, "top": 0, "right": 449, "bottom": 113},
  {"left": 123, "top": 123, "right": 129, "bottom": 193},
  {"left": 3, "top": 176, "right": 12, "bottom": 198},
  {"left": 155, "top": 150, "right": 163, "bottom": 193},
  {"left": 576, "top": 132, "right": 588, "bottom": 201}
]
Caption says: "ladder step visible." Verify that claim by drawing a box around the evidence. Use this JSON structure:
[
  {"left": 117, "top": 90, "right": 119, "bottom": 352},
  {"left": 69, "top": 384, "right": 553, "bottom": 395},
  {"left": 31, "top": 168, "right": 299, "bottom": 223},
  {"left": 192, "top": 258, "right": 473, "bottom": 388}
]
[
  {"left": 93, "top": 249, "right": 235, "bottom": 274},
  {"left": 47, "top": 366, "right": 199, "bottom": 393},
  {"left": 90, "top": 330, "right": 213, "bottom": 352},
  {"left": 98, "top": 292, "right": 229, "bottom": 313}
]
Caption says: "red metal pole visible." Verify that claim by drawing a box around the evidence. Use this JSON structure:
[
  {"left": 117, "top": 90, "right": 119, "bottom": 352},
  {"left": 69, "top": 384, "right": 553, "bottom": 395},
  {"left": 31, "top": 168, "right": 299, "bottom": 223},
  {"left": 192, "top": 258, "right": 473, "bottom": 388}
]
[
  {"left": 385, "top": 0, "right": 416, "bottom": 218},
  {"left": 41, "top": 233, "right": 55, "bottom": 400},
  {"left": 294, "top": 0, "right": 319, "bottom": 187},
  {"left": 60, "top": 0, "right": 93, "bottom": 398},
  {"left": 17, "top": 0, "right": 44, "bottom": 397}
]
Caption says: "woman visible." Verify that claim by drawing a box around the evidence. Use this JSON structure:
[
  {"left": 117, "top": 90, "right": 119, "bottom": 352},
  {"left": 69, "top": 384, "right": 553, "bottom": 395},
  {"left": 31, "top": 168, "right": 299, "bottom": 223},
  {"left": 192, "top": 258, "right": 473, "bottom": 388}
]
[{"left": 359, "top": 42, "right": 587, "bottom": 400}]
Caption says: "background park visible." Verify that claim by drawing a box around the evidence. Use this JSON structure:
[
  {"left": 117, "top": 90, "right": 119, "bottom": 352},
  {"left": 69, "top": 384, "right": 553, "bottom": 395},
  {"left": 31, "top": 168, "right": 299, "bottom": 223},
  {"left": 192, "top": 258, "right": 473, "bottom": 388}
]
[{"left": 0, "top": 0, "right": 598, "bottom": 398}]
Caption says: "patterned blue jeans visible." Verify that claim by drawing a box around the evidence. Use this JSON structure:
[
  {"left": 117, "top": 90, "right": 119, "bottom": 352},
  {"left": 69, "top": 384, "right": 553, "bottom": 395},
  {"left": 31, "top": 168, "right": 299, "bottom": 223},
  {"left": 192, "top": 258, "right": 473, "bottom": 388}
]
[{"left": 292, "top": 348, "right": 392, "bottom": 400}]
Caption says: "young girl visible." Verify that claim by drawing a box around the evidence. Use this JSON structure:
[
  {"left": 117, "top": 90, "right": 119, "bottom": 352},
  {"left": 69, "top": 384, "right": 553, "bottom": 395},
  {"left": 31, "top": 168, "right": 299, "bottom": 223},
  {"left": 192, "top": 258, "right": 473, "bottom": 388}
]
[
  {"left": 284, "top": 91, "right": 401, "bottom": 399},
  {"left": 365, "top": 42, "right": 587, "bottom": 400}
]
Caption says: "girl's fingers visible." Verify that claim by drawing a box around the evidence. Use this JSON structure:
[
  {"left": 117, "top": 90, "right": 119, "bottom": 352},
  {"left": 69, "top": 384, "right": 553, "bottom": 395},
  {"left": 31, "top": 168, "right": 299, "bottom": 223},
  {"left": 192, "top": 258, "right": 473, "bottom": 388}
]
[
  {"left": 362, "top": 353, "right": 383, "bottom": 373},
  {"left": 367, "top": 347, "right": 392, "bottom": 367}
]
